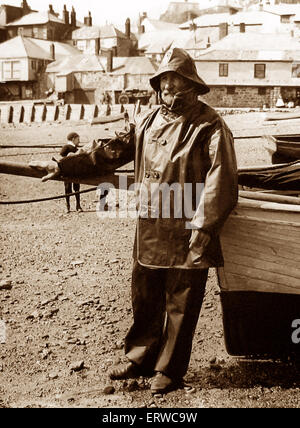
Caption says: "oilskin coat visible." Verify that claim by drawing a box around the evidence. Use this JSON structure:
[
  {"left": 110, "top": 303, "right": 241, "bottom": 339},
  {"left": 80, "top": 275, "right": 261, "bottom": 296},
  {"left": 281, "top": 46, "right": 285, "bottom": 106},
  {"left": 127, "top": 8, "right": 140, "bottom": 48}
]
[{"left": 133, "top": 91, "right": 238, "bottom": 269}]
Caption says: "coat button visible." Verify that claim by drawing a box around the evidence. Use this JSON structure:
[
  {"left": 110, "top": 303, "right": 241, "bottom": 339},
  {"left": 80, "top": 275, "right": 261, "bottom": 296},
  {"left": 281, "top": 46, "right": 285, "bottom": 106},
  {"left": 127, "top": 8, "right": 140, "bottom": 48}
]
[
  {"left": 145, "top": 172, "right": 150, "bottom": 178},
  {"left": 160, "top": 139, "right": 167, "bottom": 146},
  {"left": 153, "top": 172, "right": 160, "bottom": 179}
]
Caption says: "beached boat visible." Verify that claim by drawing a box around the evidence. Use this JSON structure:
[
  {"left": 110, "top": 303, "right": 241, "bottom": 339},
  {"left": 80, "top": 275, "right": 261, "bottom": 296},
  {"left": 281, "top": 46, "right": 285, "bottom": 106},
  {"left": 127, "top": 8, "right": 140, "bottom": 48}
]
[
  {"left": 263, "top": 134, "right": 300, "bottom": 164},
  {"left": 218, "top": 189, "right": 300, "bottom": 358}
]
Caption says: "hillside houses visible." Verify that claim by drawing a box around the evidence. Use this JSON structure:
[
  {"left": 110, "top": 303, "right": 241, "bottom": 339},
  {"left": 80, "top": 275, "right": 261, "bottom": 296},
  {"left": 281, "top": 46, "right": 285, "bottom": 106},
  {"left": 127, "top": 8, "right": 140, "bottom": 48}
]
[
  {"left": 179, "top": 8, "right": 295, "bottom": 48},
  {"left": 1, "top": 0, "right": 300, "bottom": 107}
]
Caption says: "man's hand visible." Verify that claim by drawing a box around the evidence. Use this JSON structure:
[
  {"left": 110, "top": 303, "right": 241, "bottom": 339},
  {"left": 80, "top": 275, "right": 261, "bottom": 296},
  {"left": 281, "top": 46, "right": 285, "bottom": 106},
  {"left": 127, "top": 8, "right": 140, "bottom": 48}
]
[
  {"left": 29, "top": 160, "right": 60, "bottom": 182},
  {"left": 188, "top": 229, "right": 211, "bottom": 262}
]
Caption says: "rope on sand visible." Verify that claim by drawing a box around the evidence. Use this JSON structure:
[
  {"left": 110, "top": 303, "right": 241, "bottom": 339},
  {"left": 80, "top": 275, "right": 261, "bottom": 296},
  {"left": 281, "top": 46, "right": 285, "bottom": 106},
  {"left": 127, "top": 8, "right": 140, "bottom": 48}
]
[{"left": 0, "top": 186, "right": 100, "bottom": 205}]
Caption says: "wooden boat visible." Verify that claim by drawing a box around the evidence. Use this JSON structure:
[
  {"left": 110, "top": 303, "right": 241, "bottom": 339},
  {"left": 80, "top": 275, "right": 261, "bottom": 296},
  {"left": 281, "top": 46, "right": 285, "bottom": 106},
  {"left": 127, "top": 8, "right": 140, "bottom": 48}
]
[
  {"left": 218, "top": 190, "right": 300, "bottom": 358},
  {"left": 264, "top": 110, "right": 300, "bottom": 121},
  {"left": 263, "top": 134, "right": 300, "bottom": 164}
]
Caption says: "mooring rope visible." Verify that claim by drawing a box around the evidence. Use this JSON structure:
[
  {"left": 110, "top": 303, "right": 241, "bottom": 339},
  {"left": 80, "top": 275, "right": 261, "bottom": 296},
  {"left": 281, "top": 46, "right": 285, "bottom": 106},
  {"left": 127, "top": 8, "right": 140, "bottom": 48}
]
[
  {"left": 0, "top": 151, "right": 57, "bottom": 158},
  {"left": 0, "top": 186, "right": 100, "bottom": 205}
]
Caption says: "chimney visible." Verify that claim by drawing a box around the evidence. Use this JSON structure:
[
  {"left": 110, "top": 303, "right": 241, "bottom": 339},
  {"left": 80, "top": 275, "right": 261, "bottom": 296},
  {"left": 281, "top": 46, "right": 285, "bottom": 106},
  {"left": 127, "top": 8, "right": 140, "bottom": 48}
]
[
  {"left": 63, "top": 5, "right": 69, "bottom": 25},
  {"left": 84, "top": 12, "right": 92, "bottom": 27},
  {"left": 189, "top": 21, "right": 197, "bottom": 31},
  {"left": 50, "top": 43, "right": 55, "bottom": 60},
  {"left": 219, "top": 22, "right": 228, "bottom": 40},
  {"left": 107, "top": 49, "right": 113, "bottom": 72},
  {"left": 138, "top": 24, "right": 145, "bottom": 34},
  {"left": 95, "top": 37, "right": 100, "bottom": 55},
  {"left": 49, "top": 4, "right": 54, "bottom": 14},
  {"left": 70, "top": 6, "right": 76, "bottom": 27},
  {"left": 125, "top": 18, "right": 131, "bottom": 38},
  {"left": 240, "top": 22, "right": 245, "bottom": 33},
  {"left": 22, "top": 0, "right": 30, "bottom": 13},
  {"left": 206, "top": 37, "right": 211, "bottom": 48}
]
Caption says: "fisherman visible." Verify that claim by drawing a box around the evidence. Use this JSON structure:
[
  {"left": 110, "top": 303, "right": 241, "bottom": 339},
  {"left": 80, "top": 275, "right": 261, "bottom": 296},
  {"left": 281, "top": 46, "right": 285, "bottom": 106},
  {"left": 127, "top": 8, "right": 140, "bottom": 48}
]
[{"left": 31, "top": 48, "right": 238, "bottom": 395}]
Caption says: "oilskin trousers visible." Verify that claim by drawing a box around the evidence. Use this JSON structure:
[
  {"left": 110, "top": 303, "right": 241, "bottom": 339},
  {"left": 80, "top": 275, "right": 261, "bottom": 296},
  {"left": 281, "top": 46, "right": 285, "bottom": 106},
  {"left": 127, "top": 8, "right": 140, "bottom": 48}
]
[{"left": 125, "top": 261, "right": 208, "bottom": 380}]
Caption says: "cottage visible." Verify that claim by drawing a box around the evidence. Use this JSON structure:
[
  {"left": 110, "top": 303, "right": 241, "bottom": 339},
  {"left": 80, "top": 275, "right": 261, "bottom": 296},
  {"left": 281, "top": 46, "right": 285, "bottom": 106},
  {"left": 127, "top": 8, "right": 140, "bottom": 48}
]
[
  {"left": 72, "top": 19, "right": 137, "bottom": 57},
  {"left": 0, "top": 0, "right": 34, "bottom": 42},
  {"left": 5, "top": 4, "right": 79, "bottom": 41},
  {"left": 195, "top": 32, "right": 300, "bottom": 108},
  {"left": 45, "top": 53, "right": 157, "bottom": 105},
  {"left": 0, "top": 35, "right": 80, "bottom": 100},
  {"left": 0, "top": 0, "right": 32, "bottom": 26}
]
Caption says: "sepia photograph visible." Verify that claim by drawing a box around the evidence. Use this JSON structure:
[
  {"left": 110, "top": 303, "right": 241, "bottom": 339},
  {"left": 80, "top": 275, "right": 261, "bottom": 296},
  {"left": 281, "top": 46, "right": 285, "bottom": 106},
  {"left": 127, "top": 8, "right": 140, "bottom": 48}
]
[{"left": 0, "top": 0, "right": 300, "bottom": 414}]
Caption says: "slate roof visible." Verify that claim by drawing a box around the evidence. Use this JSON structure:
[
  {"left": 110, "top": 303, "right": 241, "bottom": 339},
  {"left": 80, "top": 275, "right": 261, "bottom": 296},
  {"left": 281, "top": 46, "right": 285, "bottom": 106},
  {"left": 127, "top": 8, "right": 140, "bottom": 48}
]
[
  {"left": 142, "top": 18, "right": 179, "bottom": 32},
  {"left": 263, "top": 4, "right": 300, "bottom": 16},
  {"left": 197, "top": 33, "right": 300, "bottom": 62},
  {"left": 180, "top": 12, "right": 232, "bottom": 29},
  {"left": 179, "top": 10, "right": 276, "bottom": 29},
  {"left": 46, "top": 54, "right": 157, "bottom": 76},
  {"left": 138, "top": 30, "right": 183, "bottom": 53},
  {"left": 111, "top": 56, "right": 157, "bottom": 75},
  {"left": 0, "top": 36, "right": 81, "bottom": 60},
  {"left": 72, "top": 24, "right": 128, "bottom": 40},
  {"left": 6, "top": 11, "right": 65, "bottom": 26}
]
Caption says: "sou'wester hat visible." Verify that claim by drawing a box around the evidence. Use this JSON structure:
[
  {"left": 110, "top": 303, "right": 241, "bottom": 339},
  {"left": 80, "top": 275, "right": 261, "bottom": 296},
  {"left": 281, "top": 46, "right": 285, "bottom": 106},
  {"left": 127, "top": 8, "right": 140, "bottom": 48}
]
[{"left": 150, "top": 47, "right": 210, "bottom": 95}]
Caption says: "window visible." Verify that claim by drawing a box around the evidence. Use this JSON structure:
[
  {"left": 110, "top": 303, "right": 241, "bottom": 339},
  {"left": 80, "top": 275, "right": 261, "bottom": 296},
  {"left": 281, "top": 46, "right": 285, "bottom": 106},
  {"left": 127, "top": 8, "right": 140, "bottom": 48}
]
[
  {"left": 18, "top": 27, "right": 23, "bottom": 35},
  {"left": 258, "top": 87, "right": 266, "bottom": 95},
  {"left": 254, "top": 64, "right": 266, "bottom": 79},
  {"left": 3, "top": 61, "right": 21, "bottom": 79},
  {"left": 227, "top": 86, "right": 235, "bottom": 95},
  {"left": 77, "top": 40, "right": 86, "bottom": 51},
  {"left": 281, "top": 15, "right": 291, "bottom": 23},
  {"left": 219, "top": 63, "right": 228, "bottom": 77},
  {"left": 292, "top": 63, "right": 300, "bottom": 77}
]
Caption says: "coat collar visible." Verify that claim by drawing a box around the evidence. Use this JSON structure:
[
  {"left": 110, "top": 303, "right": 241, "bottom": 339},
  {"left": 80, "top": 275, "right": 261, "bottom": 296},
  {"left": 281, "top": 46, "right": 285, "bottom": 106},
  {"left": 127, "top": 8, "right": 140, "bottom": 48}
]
[{"left": 159, "top": 88, "right": 199, "bottom": 118}]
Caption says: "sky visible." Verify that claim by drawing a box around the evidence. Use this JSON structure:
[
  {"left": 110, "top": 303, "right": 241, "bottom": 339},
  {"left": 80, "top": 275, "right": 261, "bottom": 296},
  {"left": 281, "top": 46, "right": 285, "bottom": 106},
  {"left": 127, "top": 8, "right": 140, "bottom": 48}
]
[{"left": 1, "top": 0, "right": 178, "bottom": 26}]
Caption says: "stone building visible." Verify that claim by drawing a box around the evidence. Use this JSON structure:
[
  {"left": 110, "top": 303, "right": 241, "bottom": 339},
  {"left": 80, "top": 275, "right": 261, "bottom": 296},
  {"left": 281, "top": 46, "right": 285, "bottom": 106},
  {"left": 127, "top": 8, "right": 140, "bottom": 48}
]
[
  {"left": 45, "top": 53, "right": 157, "bottom": 104},
  {"left": 197, "top": 31, "right": 300, "bottom": 108}
]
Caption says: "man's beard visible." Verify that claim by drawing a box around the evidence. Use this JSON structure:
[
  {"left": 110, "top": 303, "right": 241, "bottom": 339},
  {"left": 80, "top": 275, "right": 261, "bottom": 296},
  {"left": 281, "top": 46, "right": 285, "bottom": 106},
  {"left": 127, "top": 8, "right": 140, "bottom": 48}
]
[{"left": 161, "top": 91, "right": 176, "bottom": 107}]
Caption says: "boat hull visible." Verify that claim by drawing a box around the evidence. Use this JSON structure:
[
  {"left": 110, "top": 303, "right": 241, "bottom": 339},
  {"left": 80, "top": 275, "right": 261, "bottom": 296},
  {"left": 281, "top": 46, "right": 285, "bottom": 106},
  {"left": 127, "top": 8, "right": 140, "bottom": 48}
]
[
  {"left": 263, "top": 134, "right": 300, "bottom": 164},
  {"left": 220, "top": 290, "right": 300, "bottom": 357},
  {"left": 218, "top": 197, "right": 300, "bottom": 357}
]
